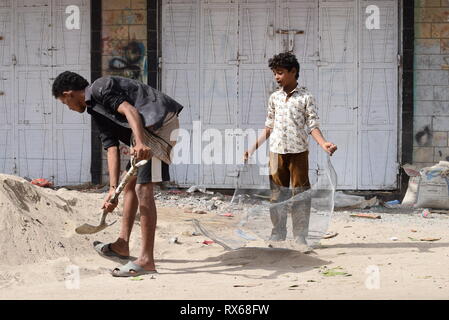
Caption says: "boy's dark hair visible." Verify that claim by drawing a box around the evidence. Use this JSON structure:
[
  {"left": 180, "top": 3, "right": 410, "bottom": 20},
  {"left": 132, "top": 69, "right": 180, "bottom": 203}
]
[
  {"left": 52, "top": 71, "right": 89, "bottom": 98},
  {"left": 268, "top": 52, "right": 300, "bottom": 79}
]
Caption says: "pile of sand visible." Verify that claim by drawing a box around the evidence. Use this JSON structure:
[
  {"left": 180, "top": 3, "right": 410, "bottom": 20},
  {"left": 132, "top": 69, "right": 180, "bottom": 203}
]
[{"left": 0, "top": 174, "right": 116, "bottom": 266}]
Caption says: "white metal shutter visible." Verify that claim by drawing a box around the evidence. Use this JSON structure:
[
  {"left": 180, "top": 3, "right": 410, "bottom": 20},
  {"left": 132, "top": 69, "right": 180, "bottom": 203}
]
[
  {"left": 0, "top": 0, "right": 91, "bottom": 185},
  {"left": 359, "top": 0, "right": 398, "bottom": 189}
]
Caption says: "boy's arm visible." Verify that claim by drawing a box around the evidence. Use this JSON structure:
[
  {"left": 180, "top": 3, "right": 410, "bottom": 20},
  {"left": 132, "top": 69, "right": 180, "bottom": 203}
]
[
  {"left": 305, "top": 94, "right": 337, "bottom": 155},
  {"left": 244, "top": 95, "right": 275, "bottom": 161},
  {"left": 116, "top": 101, "right": 151, "bottom": 161},
  {"left": 244, "top": 127, "right": 272, "bottom": 161},
  {"left": 310, "top": 128, "right": 337, "bottom": 155}
]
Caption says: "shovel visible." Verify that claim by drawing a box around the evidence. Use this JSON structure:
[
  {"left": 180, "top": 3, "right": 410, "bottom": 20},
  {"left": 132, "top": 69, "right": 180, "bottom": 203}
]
[{"left": 75, "top": 158, "right": 148, "bottom": 235}]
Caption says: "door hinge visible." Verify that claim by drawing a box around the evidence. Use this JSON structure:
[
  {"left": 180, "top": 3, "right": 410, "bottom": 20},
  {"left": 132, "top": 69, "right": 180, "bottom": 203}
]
[
  {"left": 12, "top": 54, "right": 17, "bottom": 65},
  {"left": 397, "top": 54, "right": 402, "bottom": 67}
]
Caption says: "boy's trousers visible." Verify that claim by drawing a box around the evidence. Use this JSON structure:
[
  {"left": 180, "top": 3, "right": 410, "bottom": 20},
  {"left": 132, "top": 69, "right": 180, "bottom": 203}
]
[{"left": 269, "top": 151, "right": 312, "bottom": 240}]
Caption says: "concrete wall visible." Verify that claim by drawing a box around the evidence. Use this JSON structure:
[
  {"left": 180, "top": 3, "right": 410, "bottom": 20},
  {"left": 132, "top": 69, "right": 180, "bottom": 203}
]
[
  {"left": 100, "top": 0, "right": 148, "bottom": 182},
  {"left": 414, "top": 0, "right": 449, "bottom": 168}
]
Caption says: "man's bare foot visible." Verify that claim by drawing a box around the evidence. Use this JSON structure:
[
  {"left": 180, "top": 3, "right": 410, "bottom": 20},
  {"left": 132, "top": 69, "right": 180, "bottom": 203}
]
[
  {"left": 131, "top": 258, "right": 156, "bottom": 272},
  {"left": 109, "top": 239, "right": 130, "bottom": 257}
]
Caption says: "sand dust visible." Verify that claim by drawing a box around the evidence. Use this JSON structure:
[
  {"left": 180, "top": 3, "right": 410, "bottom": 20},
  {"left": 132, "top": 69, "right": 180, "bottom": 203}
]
[{"left": 0, "top": 174, "right": 448, "bottom": 300}]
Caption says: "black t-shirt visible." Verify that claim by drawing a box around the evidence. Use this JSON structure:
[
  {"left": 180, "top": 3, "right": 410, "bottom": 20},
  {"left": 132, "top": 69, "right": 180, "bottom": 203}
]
[
  {"left": 88, "top": 107, "right": 132, "bottom": 150},
  {"left": 84, "top": 76, "right": 183, "bottom": 151}
]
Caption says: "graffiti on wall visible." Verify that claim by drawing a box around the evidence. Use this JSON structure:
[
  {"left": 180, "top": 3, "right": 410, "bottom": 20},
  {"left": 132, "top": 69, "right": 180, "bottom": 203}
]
[
  {"left": 415, "top": 126, "right": 433, "bottom": 147},
  {"left": 107, "top": 40, "right": 148, "bottom": 83}
]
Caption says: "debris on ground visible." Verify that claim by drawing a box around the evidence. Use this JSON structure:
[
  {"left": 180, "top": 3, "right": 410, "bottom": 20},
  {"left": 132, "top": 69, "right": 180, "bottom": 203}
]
[
  {"left": 233, "top": 283, "right": 262, "bottom": 288},
  {"left": 323, "top": 232, "right": 338, "bottom": 239},
  {"left": 402, "top": 164, "right": 420, "bottom": 207},
  {"left": 420, "top": 237, "right": 441, "bottom": 242},
  {"left": 186, "top": 185, "right": 214, "bottom": 195},
  {"left": 408, "top": 237, "right": 441, "bottom": 242},
  {"left": 130, "top": 276, "right": 144, "bottom": 281},
  {"left": 169, "top": 237, "right": 180, "bottom": 244},
  {"left": 431, "top": 210, "right": 449, "bottom": 215},
  {"left": 335, "top": 192, "right": 378, "bottom": 210},
  {"left": 350, "top": 213, "right": 381, "bottom": 219},
  {"left": 202, "top": 240, "right": 214, "bottom": 245},
  {"left": 193, "top": 210, "right": 208, "bottom": 215},
  {"left": 384, "top": 200, "right": 401, "bottom": 208},
  {"left": 416, "top": 161, "right": 449, "bottom": 209},
  {"left": 319, "top": 266, "right": 352, "bottom": 277},
  {"left": 31, "top": 178, "right": 53, "bottom": 188},
  {"left": 220, "top": 213, "right": 235, "bottom": 218}
]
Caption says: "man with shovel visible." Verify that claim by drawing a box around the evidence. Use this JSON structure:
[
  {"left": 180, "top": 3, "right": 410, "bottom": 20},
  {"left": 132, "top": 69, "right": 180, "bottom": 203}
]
[{"left": 52, "top": 71, "right": 183, "bottom": 277}]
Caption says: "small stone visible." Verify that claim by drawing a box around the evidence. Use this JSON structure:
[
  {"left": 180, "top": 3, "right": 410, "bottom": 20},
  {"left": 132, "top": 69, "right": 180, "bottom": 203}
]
[{"left": 169, "top": 237, "right": 180, "bottom": 244}]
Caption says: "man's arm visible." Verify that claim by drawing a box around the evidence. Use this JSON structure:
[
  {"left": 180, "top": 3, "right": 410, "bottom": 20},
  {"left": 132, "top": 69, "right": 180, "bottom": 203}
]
[
  {"left": 107, "top": 146, "right": 121, "bottom": 188},
  {"left": 116, "top": 101, "right": 151, "bottom": 160},
  {"left": 102, "top": 145, "right": 121, "bottom": 212}
]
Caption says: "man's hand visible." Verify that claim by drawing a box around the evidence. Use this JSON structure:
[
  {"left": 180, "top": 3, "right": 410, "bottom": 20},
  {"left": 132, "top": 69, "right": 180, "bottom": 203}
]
[
  {"left": 322, "top": 142, "right": 337, "bottom": 155},
  {"left": 130, "top": 142, "right": 152, "bottom": 161},
  {"left": 102, "top": 188, "right": 118, "bottom": 213}
]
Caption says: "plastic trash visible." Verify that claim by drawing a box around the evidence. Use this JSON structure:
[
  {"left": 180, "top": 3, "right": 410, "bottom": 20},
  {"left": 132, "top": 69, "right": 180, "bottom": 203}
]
[
  {"left": 384, "top": 200, "right": 401, "bottom": 209},
  {"left": 193, "top": 154, "right": 337, "bottom": 249},
  {"left": 186, "top": 185, "right": 214, "bottom": 195}
]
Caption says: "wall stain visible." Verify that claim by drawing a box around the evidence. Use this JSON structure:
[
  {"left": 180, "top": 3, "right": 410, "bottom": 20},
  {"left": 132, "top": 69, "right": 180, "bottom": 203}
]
[{"left": 415, "top": 126, "right": 433, "bottom": 146}]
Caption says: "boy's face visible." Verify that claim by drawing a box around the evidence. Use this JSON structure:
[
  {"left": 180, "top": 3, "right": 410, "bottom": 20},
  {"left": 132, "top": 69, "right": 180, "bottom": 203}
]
[
  {"left": 272, "top": 67, "right": 297, "bottom": 89},
  {"left": 58, "top": 90, "right": 87, "bottom": 113}
]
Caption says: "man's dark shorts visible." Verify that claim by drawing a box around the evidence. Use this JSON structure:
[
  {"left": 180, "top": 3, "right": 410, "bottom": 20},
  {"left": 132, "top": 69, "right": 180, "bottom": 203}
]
[{"left": 126, "top": 158, "right": 170, "bottom": 184}]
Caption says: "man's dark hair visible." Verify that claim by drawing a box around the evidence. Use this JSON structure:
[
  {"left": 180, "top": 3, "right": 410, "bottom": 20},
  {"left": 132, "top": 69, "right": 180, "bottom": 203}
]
[
  {"left": 52, "top": 71, "right": 89, "bottom": 98},
  {"left": 268, "top": 52, "right": 300, "bottom": 79}
]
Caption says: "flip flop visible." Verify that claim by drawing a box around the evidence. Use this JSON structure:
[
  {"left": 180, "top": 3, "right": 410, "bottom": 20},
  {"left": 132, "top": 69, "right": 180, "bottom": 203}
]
[
  {"left": 93, "top": 241, "right": 130, "bottom": 260},
  {"left": 111, "top": 261, "right": 157, "bottom": 277}
]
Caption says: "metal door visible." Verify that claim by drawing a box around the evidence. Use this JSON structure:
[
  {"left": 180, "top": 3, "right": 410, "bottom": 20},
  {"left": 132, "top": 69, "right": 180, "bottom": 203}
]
[
  {"left": 0, "top": 0, "right": 91, "bottom": 185},
  {"left": 162, "top": 0, "right": 399, "bottom": 190}
]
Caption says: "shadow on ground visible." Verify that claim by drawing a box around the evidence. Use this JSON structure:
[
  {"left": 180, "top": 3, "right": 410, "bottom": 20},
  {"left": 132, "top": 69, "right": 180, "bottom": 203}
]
[{"left": 157, "top": 247, "right": 329, "bottom": 279}]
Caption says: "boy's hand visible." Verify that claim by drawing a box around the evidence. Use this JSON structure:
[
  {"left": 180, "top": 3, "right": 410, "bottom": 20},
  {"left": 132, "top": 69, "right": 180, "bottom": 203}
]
[
  {"left": 322, "top": 142, "right": 337, "bottom": 155},
  {"left": 243, "top": 150, "right": 251, "bottom": 163}
]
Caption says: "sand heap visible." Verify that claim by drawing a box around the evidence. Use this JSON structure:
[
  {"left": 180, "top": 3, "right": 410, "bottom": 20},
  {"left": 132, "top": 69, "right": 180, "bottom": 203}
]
[{"left": 0, "top": 174, "right": 111, "bottom": 266}]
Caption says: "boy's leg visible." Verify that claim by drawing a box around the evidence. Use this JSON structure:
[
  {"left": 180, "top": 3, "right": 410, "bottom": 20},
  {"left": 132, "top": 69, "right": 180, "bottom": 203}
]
[
  {"left": 269, "top": 152, "right": 291, "bottom": 241},
  {"left": 289, "top": 151, "right": 311, "bottom": 244}
]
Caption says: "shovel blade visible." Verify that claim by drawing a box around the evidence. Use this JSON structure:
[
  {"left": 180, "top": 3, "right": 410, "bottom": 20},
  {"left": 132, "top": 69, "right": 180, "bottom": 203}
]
[{"left": 75, "top": 220, "right": 117, "bottom": 235}]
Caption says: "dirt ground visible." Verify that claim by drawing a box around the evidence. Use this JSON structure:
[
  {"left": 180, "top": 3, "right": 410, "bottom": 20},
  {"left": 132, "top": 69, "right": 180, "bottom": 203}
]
[{"left": 0, "top": 175, "right": 448, "bottom": 300}]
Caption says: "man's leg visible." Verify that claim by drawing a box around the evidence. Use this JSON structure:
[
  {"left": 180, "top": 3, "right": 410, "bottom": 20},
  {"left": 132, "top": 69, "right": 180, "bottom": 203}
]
[
  {"left": 133, "top": 182, "right": 157, "bottom": 271},
  {"left": 109, "top": 176, "right": 138, "bottom": 256}
]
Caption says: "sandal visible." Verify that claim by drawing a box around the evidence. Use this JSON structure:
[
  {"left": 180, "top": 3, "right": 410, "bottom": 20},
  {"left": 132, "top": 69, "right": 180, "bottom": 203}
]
[
  {"left": 93, "top": 241, "right": 130, "bottom": 260},
  {"left": 111, "top": 261, "right": 157, "bottom": 277}
]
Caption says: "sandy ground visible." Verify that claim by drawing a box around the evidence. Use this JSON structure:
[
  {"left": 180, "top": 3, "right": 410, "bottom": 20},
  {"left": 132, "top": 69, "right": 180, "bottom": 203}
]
[{"left": 0, "top": 175, "right": 448, "bottom": 300}]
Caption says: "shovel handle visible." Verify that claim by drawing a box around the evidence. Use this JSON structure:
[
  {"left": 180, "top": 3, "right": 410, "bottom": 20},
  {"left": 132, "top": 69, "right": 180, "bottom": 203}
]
[
  {"left": 107, "top": 157, "right": 148, "bottom": 206},
  {"left": 99, "top": 209, "right": 108, "bottom": 225}
]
